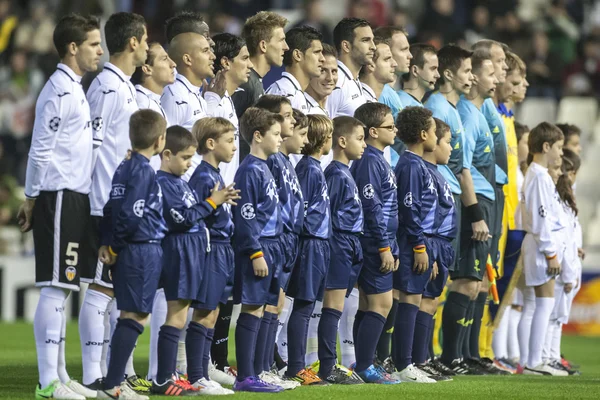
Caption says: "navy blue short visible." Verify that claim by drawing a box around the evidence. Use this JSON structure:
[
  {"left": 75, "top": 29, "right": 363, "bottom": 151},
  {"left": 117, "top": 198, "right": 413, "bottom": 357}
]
[
  {"left": 278, "top": 232, "right": 299, "bottom": 291},
  {"left": 193, "top": 241, "right": 235, "bottom": 311},
  {"left": 114, "top": 243, "right": 162, "bottom": 314},
  {"left": 162, "top": 232, "right": 209, "bottom": 302},
  {"left": 233, "top": 238, "right": 282, "bottom": 307},
  {"left": 358, "top": 237, "right": 399, "bottom": 295},
  {"left": 423, "top": 237, "right": 454, "bottom": 298},
  {"left": 326, "top": 232, "right": 363, "bottom": 297},
  {"left": 393, "top": 233, "right": 434, "bottom": 295},
  {"left": 449, "top": 193, "right": 461, "bottom": 272},
  {"left": 287, "top": 238, "right": 330, "bottom": 302}
]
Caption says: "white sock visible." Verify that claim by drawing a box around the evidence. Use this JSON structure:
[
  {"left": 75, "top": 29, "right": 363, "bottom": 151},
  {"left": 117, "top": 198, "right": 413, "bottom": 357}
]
[
  {"left": 517, "top": 287, "right": 535, "bottom": 367},
  {"left": 507, "top": 307, "right": 522, "bottom": 360},
  {"left": 527, "top": 297, "right": 555, "bottom": 368},
  {"left": 542, "top": 320, "right": 556, "bottom": 363},
  {"left": 79, "top": 289, "right": 111, "bottom": 385},
  {"left": 35, "top": 287, "right": 68, "bottom": 388},
  {"left": 339, "top": 288, "right": 359, "bottom": 368},
  {"left": 305, "top": 300, "right": 322, "bottom": 366},
  {"left": 276, "top": 297, "right": 293, "bottom": 362},
  {"left": 57, "top": 296, "right": 70, "bottom": 383},
  {"left": 176, "top": 308, "right": 194, "bottom": 374},
  {"left": 106, "top": 299, "right": 120, "bottom": 370},
  {"left": 148, "top": 289, "right": 167, "bottom": 380},
  {"left": 492, "top": 306, "right": 510, "bottom": 359},
  {"left": 100, "top": 298, "right": 113, "bottom": 377},
  {"left": 550, "top": 322, "right": 562, "bottom": 361}
]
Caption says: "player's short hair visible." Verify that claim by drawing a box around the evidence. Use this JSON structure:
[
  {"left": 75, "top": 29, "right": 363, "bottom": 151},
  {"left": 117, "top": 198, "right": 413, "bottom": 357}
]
[
  {"left": 104, "top": 12, "right": 146, "bottom": 55},
  {"left": 322, "top": 43, "right": 338, "bottom": 58},
  {"left": 437, "top": 44, "right": 473, "bottom": 85},
  {"left": 129, "top": 109, "right": 166, "bottom": 150},
  {"left": 254, "top": 94, "right": 291, "bottom": 114},
  {"left": 556, "top": 123, "right": 581, "bottom": 144},
  {"left": 165, "top": 11, "right": 207, "bottom": 43},
  {"left": 332, "top": 116, "right": 365, "bottom": 148},
  {"left": 213, "top": 33, "right": 246, "bottom": 73},
  {"left": 402, "top": 43, "right": 437, "bottom": 82},
  {"left": 303, "top": 114, "right": 333, "bottom": 155},
  {"left": 53, "top": 14, "right": 100, "bottom": 58},
  {"left": 506, "top": 51, "right": 526, "bottom": 76},
  {"left": 192, "top": 117, "right": 235, "bottom": 155},
  {"left": 471, "top": 49, "right": 492, "bottom": 74},
  {"left": 373, "top": 26, "right": 408, "bottom": 47},
  {"left": 354, "top": 102, "right": 392, "bottom": 130},
  {"left": 293, "top": 108, "right": 308, "bottom": 130},
  {"left": 131, "top": 42, "right": 162, "bottom": 85},
  {"left": 239, "top": 107, "right": 284, "bottom": 145},
  {"left": 333, "top": 17, "right": 371, "bottom": 52},
  {"left": 528, "top": 122, "right": 564, "bottom": 156},
  {"left": 242, "top": 11, "right": 288, "bottom": 57},
  {"left": 515, "top": 122, "right": 529, "bottom": 143},
  {"left": 472, "top": 39, "right": 505, "bottom": 56},
  {"left": 283, "top": 26, "right": 323, "bottom": 67},
  {"left": 434, "top": 117, "right": 451, "bottom": 143},
  {"left": 163, "top": 125, "right": 197, "bottom": 157},
  {"left": 396, "top": 106, "right": 434, "bottom": 145}
]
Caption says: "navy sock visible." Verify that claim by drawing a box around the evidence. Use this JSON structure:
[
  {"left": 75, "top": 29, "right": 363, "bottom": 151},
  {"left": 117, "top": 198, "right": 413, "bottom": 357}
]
[
  {"left": 441, "top": 291, "right": 470, "bottom": 364},
  {"left": 235, "top": 312, "right": 260, "bottom": 381},
  {"left": 264, "top": 313, "right": 279, "bottom": 372},
  {"left": 317, "top": 307, "right": 342, "bottom": 379},
  {"left": 287, "top": 299, "right": 315, "bottom": 376},
  {"left": 393, "top": 303, "right": 419, "bottom": 371},
  {"left": 211, "top": 300, "right": 233, "bottom": 369},
  {"left": 376, "top": 300, "right": 397, "bottom": 361},
  {"left": 428, "top": 316, "right": 435, "bottom": 361},
  {"left": 156, "top": 325, "right": 181, "bottom": 384},
  {"left": 104, "top": 319, "right": 144, "bottom": 389},
  {"left": 186, "top": 321, "right": 208, "bottom": 384},
  {"left": 470, "top": 292, "right": 488, "bottom": 359},
  {"left": 254, "top": 312, "right": 275, "bottom": 375},
  {"left": 461, "top": 301, "right": 475, "bottom": 359},
  {"left": 203, "top": 328, "right": 214, "bottom": 379},
  {"left": 412, "top": 311, "right": 433, "bottom": 365},
  {"left": 353, "top": 310, "right": 365, "bottom": 349},
  {"left": 355, "top": 311, "right": 387, "bottom": 372}
]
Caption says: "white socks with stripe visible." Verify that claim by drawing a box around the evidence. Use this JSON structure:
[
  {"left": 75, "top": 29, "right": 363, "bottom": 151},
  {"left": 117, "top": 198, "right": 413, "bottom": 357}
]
[
  {"left": 528, "top": 297, "right": 555, "bottom": 368},
  {"left": 148, "top": 289, "right": 168, "bottom": 381},
  {"left": 339, "top": 288, "right": 359, "bottom": 367},
  {"left": 79, "top": 289, "right": 111, "bottom": 385}
]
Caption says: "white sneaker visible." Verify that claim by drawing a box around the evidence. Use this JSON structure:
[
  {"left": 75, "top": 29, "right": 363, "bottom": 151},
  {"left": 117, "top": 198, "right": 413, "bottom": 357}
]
[
  {"left": 192, "top": 377, "right": 235, "bottom": 395},
  {"left": 98, "top": 382, "right": 150, "bottom": 400},
  {"left": 65, "top": 380, "right": 98, "bottom": 398},
  {"left": 392, "top": 364, "right": 436, "bottom": 383},
  {"left": 208, "top": 362, "right": 236, "bottom": 386},
  {"left": 524, "top": 363, "right": 568, "bottom": 377},
  {"left": 258, "top": 371, "right": 297, "bottom": 390},
  {"left": 45, "top": 380, "right": 86, "bottom": 400}
]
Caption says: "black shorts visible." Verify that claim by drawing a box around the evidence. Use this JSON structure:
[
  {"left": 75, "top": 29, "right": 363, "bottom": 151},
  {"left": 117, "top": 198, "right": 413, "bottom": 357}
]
[
  {"left": 80, "top": 215, "right": 112, "bottom": 288},
  {"left": 449, "top": 193, "right": 462, "bottom": 272},
  {"left": 33, "top": 190, "right": 91, "bottom": 291},
  {"left": 489, "top": 185, "right": 505, "bottom": 268},
  {"left": 452, "top": 194, "right": 494, "bottom": 281}
]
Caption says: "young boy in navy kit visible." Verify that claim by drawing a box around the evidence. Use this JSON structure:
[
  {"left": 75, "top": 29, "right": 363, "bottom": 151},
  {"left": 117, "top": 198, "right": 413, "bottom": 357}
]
[
  {"left": 98, "top": 109, "right": 166, "bottom": 399},
  {"left": 392, "top": 106, "right": 439, "bottom": 384},
  {"left": 413, "top": 119, "right": 457, "bottom": 381},
  {"left": 154, "top": 124, "right": 239, "bottom": 396},
  {"left": 286, "top": 114, "right": 333, "bottom": 385},
  {"left": 350, "top": 103, "right": 401, "bottom": 384},
  {"left": 232, "top": 107, "right": 285, "bottom": 393}
]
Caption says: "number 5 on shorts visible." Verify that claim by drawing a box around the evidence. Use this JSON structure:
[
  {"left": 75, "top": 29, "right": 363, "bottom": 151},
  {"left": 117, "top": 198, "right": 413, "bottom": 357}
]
[{"left": 66, "top": 242, "right": 79, "bottom": 266}]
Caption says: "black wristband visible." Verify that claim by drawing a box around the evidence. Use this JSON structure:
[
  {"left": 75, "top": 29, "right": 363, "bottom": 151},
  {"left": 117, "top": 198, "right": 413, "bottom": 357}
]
[{"left": 465, "top": 203, "right": 484, "bottom": 223}]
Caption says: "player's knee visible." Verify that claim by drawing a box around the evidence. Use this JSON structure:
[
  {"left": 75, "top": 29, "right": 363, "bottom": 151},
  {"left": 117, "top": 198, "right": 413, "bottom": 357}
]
[
  {"left": 88, "top": 284, "right": 114, "bottom": 298},
  {"left": 192, "top": 308, "right": 218, "bottom": 328},
  {"left": 420, "top": 297, "right": 438, "bottom": 314},
  {"left": 511, "top": 305, "right": 523, "bottom": 312},
  {"left": 241, "top": 304, "right": 264, "bottom": 317},
  {"left": 121, "top": 311, "right": 149, "bottom": 325}
]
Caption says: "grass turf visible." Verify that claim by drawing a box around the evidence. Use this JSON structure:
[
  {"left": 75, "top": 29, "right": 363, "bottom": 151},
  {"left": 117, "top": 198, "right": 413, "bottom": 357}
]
[{"left": 1, "top": 322, "right": 599, "bottom": 399}]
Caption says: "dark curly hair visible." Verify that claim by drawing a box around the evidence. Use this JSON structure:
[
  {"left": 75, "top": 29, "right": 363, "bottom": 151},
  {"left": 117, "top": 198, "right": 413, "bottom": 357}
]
[{"left": 396, "top": 106, "right": 433, "bottom": 145}]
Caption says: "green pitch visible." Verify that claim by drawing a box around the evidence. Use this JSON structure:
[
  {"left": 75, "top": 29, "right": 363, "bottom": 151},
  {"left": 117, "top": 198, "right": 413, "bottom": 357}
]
[{"left": 1, "top": 322, "right": 599, "bottom": 399}]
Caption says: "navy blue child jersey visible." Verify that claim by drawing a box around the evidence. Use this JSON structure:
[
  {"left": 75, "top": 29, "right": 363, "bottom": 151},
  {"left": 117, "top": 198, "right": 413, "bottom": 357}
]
[
  {"left": 351, "top": 145, "right": 398, "bottom": 248},
  {"left": 267, "top": 152, "right": 304, "bottom": 235},
  {"left": 189, "top": 161, "right": 235, "bottom": 240},
  {"left": 101, "top": 152, "right": 166, "bottom": 252},
  {"left": 233, "top": 155, "right": 282, "bottom": 255},
  {"left": 325, "top": 161, "right": 363, "bottom": 233},
  {"left": 295, "top": 155, "right": 331, "bottom": 239},
  {"left": 425, "top": 161, "right": 457, "bottom": 240}
]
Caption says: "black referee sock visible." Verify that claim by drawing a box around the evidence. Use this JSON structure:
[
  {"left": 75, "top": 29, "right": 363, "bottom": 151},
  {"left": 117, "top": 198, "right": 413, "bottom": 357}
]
[
  {"left": 211, "top": 299, "right": 234, "bottom": 370},
  {"left": 461, "top": 301, "right": 475, "bottom": 360},
  {"left": 376, "top": 299, "right": 397, "bottom": 361},
  {"left": 440, "top": 291, "right": 470, "bottom": 364},
  {"left": 469, "top": 292, "right": 488, "bottom": 359}
]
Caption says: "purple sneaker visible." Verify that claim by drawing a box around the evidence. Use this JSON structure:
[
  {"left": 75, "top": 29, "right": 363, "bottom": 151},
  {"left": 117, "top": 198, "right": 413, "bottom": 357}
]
[{"left": 233, "top": 376, "right": 283, "bottom": 393}]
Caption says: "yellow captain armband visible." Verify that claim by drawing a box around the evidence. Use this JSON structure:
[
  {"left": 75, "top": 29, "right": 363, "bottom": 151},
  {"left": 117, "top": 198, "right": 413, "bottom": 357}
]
[
  {"left": 108, "top": 246, "right": 118, "bottom": 257},
  {"left": 413, "top": 245, "right": 426, "bottom": 254},
  {"left": 378, "top": 246, "right": 391, "bottom": 253},
  {"left": 250, "top": 251, "right": 264, "bottom": 260},
  {"left": 206, "top": 197, "right": 217, "bottom": 209},
  {"left": 545, "top": 254, "right": 557, "bottom": 261}
]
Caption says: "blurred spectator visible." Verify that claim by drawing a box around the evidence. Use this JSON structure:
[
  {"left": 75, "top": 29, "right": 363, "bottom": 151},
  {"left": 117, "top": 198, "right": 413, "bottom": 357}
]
[
  {"left": 291, "top": 0, "right": 333, "bottom": 45},
  {"left": 389, "top": 6, "right": 417, "bottom": 37},
  {"left": 419, "top": 0, "right": 464, "bottom": 45},
  {"left": 14, "top": 1, "right": 55, "bottom": 55},
  {"left": 0, "top": 0, "right": 17, "bottom": 64},
  {"left": 544, "top": 0, "right": 580, "bottom": 66},
  {"left": 525, "top": 30, "right": 563, "bottom": 98},
  {"left": 464, "top": 5, "right": 495, "bottom": 45},
  {"left": 562, "top": 34, "right": 600, "bottom": 96},
  {"left": 347, "top": 0, "right": 387, "bottom": 28}
]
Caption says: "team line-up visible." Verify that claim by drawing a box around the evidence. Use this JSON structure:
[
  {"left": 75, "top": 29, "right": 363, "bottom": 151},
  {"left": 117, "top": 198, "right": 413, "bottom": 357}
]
[{"left": 19, "top": 9, "right": 583, "bottom": 400}]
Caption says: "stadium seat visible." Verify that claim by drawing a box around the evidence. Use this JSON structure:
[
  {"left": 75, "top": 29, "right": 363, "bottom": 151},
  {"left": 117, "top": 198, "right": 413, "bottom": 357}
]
[
  {"left": 514, "top": 98, "right": 557, "bottom": 129},
  {"left": 556, "top": 97, "right": 598, "bottom": 139}
]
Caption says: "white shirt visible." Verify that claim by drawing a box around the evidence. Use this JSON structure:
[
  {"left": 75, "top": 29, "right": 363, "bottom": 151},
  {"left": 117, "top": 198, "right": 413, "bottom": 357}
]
[
  {"left": 326, "top": 60, "right": 366, "bottom": 118},
  {"left": 87, "top": 62, "right": 138, "bottom": 216},
  {"left": 305, "top": 92, "right": 328, "bottom": 116},
  {"left": 161, "top": 73, "right": 207, "bottom": 131},
  {"left": 25, "top": 63, "right": 93, "bottom": 198},
  {"left": 361, "top": 82, "right": 378, "bottom": 103},
  {"left": 265, "top": 72, "right": 310, "bottom": 113},
  {"left": 135, "top": 84, "right": 166, "bottom": 171}
]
